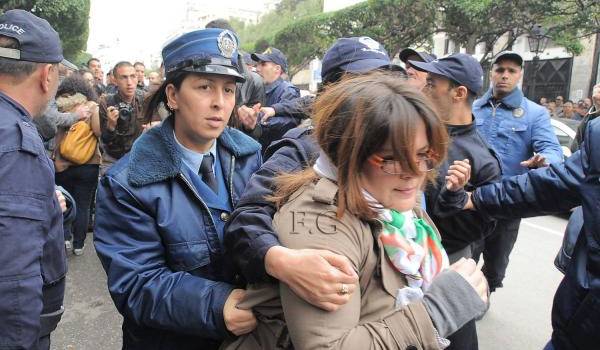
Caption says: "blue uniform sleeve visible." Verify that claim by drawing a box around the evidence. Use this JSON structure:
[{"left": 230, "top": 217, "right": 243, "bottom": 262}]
[
  {"left": 472, "top": 150, "right": 583, "bottom": 219},
  {"left": 272, "top": 95, "right": 314, "bottom": 120},
  {"left": 224, "top": 139, "right": 309, "bottom": 283},
  {"left": 531, "top": 108, "right": 564, "bottom": 164},
  {"left": 94, "top": 175, "right": 233, "bottom": 338},
  {"left": 270, "top": 84, "right": 300, "bottom": 115}
]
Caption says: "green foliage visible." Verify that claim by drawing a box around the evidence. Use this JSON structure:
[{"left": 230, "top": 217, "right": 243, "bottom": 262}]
[
  {"left": 254, "top": 38, "right": 270, "bottom": 53},
  {"left": 231, "top": 0, "right": 323, "bottom": 53},
  {"left": 272, "top": 0, "right": 437, "bottom": 74},
  {"left": 438, "top": 0, "right": 599, "bottom": 61},
  {"left": 0, "top": 0, "right": 91, "bottom": 61}
]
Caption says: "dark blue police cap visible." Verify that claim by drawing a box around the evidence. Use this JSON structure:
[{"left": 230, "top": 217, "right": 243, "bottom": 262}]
[
  {"left": 0, "top": 9, "right": 64, "bottom": 64},
  {"left": 399, "top": 48, "right": 437, "bottom": 64},
  {"left": 493, "top": 51, "right": 523, "bottom": 67},
  {"left": 251, "top": 47, "right": 288, "bottom": 73},
  {"left": 162, "top": 28, "right": 245, "bottom": 83},
  {"left": 409, "top": 53, "right": 483, "bottom": 94},
  {"left": 321, "top": 37, "right": 395, "bottom": 80}
]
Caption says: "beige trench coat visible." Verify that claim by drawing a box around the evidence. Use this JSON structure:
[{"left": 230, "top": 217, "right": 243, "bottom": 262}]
[{"left": 222, "top": 177, "right": 441, "bottom": 350}]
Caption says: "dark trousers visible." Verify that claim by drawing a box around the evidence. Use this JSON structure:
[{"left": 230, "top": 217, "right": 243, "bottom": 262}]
[
  {"left": 55, "top": 164, "right": 100, "bottom": 249},
  {"left": 445, "top": 245, "right": 478, "bottom": 350},
  {"left": 472, "top": 218, "right": 521, "bottom": 291},
  {"left": 447, "top": 319, "right": 478, "bottom": 350}
]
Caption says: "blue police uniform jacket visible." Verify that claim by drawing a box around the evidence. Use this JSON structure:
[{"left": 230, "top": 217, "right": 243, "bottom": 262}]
[
  {"left": 94, "top": 116, "right": 262, "bottom": 350},
  {"left": 259, "top": 78, "right": 301, "bottom": 151},
  {"left": 473, "top": 87, "right": 563, "bottom": 176},
  {"left": 0, "top": 92, "right": 66, "bottom": 349},
  {"left": 265, "top": 77, "right": 300, "bottom": 108},
  {"left": 471, "top": 117, "right": 600, "bottom": 349},
  {"left": 225, "top": 126, "right": 317, "bottom": 283}
]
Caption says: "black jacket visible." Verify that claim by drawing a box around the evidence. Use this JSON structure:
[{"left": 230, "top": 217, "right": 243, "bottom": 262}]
[
  {"left": 224, "top": 126, "right": 318, "bottom": 282},
  {"left": 425, "top": 121, "right": 502, "bottom": 254}
]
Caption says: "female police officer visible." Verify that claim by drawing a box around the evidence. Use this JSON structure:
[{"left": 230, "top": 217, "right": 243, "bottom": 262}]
[{"left": 93, "top": 28, "right": 261, "bottom": 349}]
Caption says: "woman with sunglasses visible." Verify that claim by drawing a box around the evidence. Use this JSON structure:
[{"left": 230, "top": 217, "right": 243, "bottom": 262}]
[
  {"left": 224, "top": 72, "right": 488, "bottom": 350},
  {"left": 93, "top": 29, "right": 261, "bottom": 349}
]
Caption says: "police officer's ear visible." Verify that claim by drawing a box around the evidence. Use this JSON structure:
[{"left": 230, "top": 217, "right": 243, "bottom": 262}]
[
  {"left": 453, "top": 85, "right": 469, "bottom": 103},
  {"left": 38, "top": 63, "right": 57, "bottom": 94}
]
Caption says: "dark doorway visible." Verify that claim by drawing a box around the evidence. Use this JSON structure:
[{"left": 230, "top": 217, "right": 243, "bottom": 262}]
[{"left": 522, "top": 58, "right": 572, "bottom": 103}]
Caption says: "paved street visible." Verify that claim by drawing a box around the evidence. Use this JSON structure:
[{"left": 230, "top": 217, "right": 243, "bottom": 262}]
[{"left": 51, "top": 215, "right": 568, "bottom": 350}]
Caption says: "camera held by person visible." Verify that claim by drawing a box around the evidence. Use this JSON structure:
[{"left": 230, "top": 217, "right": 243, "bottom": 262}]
[{"left": 99, "top": 61, "right": 146, "bottom": 173}]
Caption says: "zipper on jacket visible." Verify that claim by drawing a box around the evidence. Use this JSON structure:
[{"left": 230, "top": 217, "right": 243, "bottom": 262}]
[
  {"left": 228, "top": 155, "right": 235, "bottom": 207},
  {"left": 178, "top": 173, "right": 218, "bottom": 229},
  {"left": 488, "top": 100, "right": 497, "bottom": 117}
]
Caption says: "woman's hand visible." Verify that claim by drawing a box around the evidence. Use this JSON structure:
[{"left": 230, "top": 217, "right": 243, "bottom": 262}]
[
  {"left": 450, "top": 258, "right": 488, "bottom": 304},
  {"left": 265, "top": 246, "right": 359, "bottom": 312},
  {"left": 223, "top": 289, "right": 257, "bottom": 336},
  {"left": 445, "top": 159, "right": 471, "bottom": 192}
]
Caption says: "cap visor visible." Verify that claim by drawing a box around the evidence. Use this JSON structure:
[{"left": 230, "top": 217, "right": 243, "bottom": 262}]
[
  {"left": 251, "top": 53, "right": 272, "bottom": 63},
  {"left": 399, "top": 48, "right": 418, "bottom": 63},
  {"left": 182, "top": 64, "right": 245, "bottom": 83},
  {"left": 341, "top": 58, "right": 393, "bottom": 74},
  {"left": 408, "top": 60, "right": 444, "bottom": 75},
  {"left": 494, "top": 53, "right": 523, "bottom": 66},
  {"left": 61, "top": 59, "right": 78, "bottom": 70}
]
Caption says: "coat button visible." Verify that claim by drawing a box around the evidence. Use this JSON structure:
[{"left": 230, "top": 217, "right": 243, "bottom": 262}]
[
  {"left": 220, "top": 212, "right": 230, "bottom": 222},
  {"left": 406, "top": 346, "right": 417, "bottom": 350}
]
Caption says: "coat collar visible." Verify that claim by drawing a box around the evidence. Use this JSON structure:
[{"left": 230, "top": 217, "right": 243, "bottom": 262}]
[
  {"left": 265, "top": 77, "right": 284, "bottom": 95},
  {"left": 127, "top": 116, "right": 260, "bottom": 187},
  {"left": 477, "top": 87, "right": 523, "bottom": 110}
]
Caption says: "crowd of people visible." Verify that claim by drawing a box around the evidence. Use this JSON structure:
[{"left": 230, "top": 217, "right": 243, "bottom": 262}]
[
  {"left": 1, "top": 8, "right": 600, "bottom": 350},
  {"left": 540, "top": 95, "right": 595, "bottom": 121}
]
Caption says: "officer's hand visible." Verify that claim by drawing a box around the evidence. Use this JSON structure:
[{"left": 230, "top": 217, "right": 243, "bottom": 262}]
[
  {"left": 445, "top": 159, "right": 471, "bottom": 192},
  {"left": 237, "top": 105, "right": 259, "bottom": 131},
  {"left": 265, "top": 246, "right": 358, "bottom": 312},
  {"left": 223, "top": 289, "right": 257, "bottom": 336},
  {"left": 259, "top": 107, "right": 276, "bottom": 124},
  {"left": 55, "top": 190, "right": 67, "bottom": 213},
  {"left": 74, "top": 104, "right": 92, "bottom": 121},
  {"left": 520, "top": 154, "right": 547, "bottom": 169},
  {"left": 106, "top": 106, "right": 119, "bottom": 131}
]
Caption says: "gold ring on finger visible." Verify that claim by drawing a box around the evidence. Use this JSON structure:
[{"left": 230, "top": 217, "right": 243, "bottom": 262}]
[{"left": 339, "top": 283, "right": 349, "bottom": 295}]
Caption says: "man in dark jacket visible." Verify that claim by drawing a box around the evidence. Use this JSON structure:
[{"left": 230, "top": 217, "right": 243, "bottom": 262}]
[
  {"left": 98, "top": 61, "right": 146, "bottom": 174},
  {"left": 464, "top": 116, "right": 600, "bottom": 349},
  {"left": 251, "top": 47, "right": 301, "bottom": 150},
  {"left": 413, "top": 53, "right": 502, "bottom": 261},
  {"left": 224, "top": 37, "right": 402, "bottom": 311},
  {"left": 0, "top": 10, "right": 67, "bottom": 349},
  {"left": 413, "top": 53, "right": 502, "bottom": 350}
]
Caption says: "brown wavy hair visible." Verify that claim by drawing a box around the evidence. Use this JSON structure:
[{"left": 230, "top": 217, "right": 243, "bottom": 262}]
[{"left": 270, "top": 72, "right": 448, "bottom": 220}]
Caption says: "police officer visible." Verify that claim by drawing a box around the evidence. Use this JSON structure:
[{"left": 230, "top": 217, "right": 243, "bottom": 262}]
[
  {"left": 251, "top": 47, "right": 300, "bottom": 150},
  {"left": 471, "top": 51, "right": 563, "bottom": 292},
  {"left": 94, "top": 28, "right": 261, "bottom": 349},
  {"left": 0, "top": 9, "right": 67, "bottom": 349}
]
